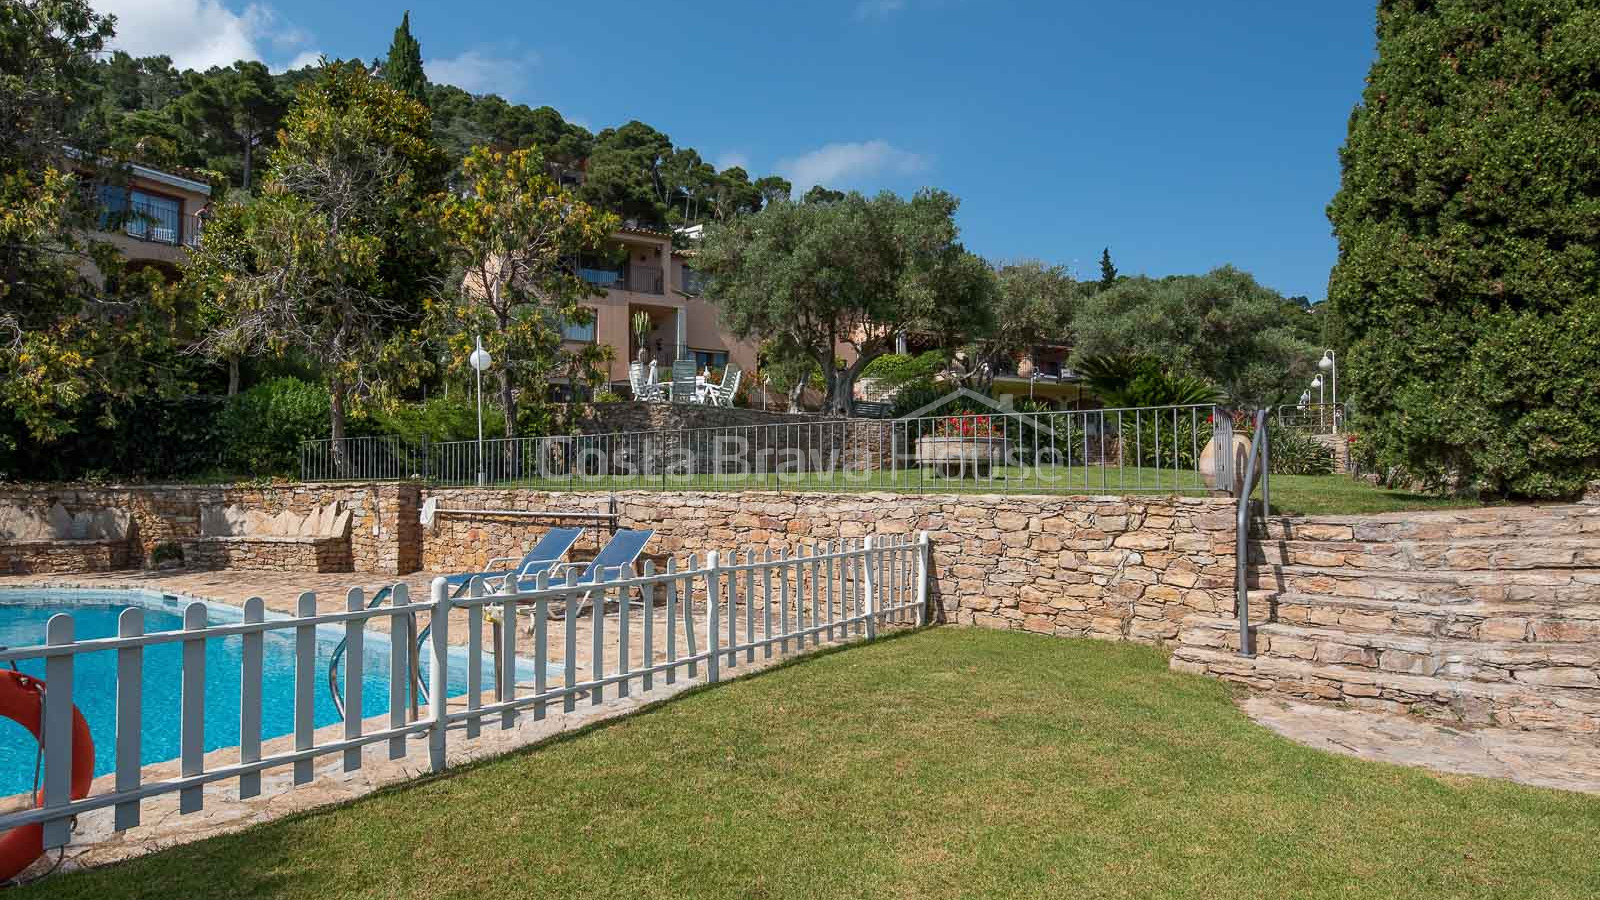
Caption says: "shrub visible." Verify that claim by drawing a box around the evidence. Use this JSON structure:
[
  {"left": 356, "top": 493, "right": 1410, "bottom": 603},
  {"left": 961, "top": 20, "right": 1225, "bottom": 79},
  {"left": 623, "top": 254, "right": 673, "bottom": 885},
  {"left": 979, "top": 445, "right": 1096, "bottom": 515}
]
[
  {"left": 216, "top": 378, "right": 331, "bottom": 475},
  {"left": 361, "top": 395, "right": 506, "bottom": 444},
  {"left": 861, "top": 351, "right": 946, "bottom": 389},
  {"left": 889, "top": 378, "right": 947, "bottom": 419},
  {"left": 1327, "top": 1, "right": 1600, "bottom": 499},
  {"left": 1266, "top": 425, "right": 1334, "bottom": 477}
]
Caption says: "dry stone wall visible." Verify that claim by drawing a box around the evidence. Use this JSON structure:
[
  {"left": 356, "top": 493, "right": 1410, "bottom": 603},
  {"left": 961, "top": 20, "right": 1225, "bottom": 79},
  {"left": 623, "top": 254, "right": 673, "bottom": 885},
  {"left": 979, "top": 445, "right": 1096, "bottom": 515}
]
[
  {"left": 420, "top": 489, "right": 1238, "bottom": 645},
  {"left": 0, "top": 483, "right": 421, "bottom": 574}
]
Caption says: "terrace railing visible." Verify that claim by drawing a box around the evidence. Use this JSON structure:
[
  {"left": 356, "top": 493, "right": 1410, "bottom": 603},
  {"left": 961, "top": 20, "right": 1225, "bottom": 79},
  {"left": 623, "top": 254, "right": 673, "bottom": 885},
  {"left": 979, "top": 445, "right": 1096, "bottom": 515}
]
[
  {"left": 302, "top": 403, "right": 1226, "bottom": 495},
  {"left": 1275, "top": 403, "right": 1346, "bottom": 435},
  {"left": 2, "top": 534, "right": 928, "bottom": 851}
]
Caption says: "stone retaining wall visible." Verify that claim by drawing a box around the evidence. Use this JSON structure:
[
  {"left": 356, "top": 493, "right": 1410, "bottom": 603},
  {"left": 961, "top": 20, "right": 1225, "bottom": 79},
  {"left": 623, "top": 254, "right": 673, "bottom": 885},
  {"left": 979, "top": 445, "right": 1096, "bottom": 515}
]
[
  {"left": 182, "top": 536, "right": 354, "bottom": 573},
  {"left": 420, "top": 489, "right": 1238, "bottom": 645},
  {"left": 0, "top": 540, "right": 130, "bottom": 574},
  {"left": 0, "top": 483, "right": 418, "bottom": 574}
]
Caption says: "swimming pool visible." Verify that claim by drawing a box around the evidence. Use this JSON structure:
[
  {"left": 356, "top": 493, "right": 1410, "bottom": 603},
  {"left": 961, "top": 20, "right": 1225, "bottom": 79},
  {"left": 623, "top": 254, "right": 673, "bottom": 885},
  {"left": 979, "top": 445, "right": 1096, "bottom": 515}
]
[{"left": 0, "top": 588, "right": 502, "bottom": 797}]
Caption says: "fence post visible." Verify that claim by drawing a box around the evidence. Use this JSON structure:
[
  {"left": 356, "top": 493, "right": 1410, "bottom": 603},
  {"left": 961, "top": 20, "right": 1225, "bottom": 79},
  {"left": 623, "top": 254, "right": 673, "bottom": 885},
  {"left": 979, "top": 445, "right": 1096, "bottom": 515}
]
[
  {"left": 706, "top": 551, "right": 721, "bottom": 684},
  {"left": 427, "top": 576, "right": 451, "bottom": 773},
  {"left": 915, "top": 531, "right": 931, "bottom": 627},
  {"left": 863, "top": 536, "right": 878, "bottom": 641},
  {"left": 42, "top": 614, "right": 74, "bottom": 849}
]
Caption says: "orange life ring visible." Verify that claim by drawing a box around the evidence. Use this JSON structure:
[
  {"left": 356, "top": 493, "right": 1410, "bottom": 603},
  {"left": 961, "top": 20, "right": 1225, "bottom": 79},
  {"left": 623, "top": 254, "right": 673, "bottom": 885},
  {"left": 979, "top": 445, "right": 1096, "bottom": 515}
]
[{"left": 0, "top": 669, "right": 94, "bottom": 881}]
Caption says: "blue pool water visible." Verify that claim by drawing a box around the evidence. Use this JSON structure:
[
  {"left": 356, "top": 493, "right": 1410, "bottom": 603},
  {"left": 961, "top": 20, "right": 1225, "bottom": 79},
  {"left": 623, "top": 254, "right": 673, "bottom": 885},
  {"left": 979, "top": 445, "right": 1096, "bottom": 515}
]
[{"left": 0, "top": 589, "right": 501, "bottom": 797}]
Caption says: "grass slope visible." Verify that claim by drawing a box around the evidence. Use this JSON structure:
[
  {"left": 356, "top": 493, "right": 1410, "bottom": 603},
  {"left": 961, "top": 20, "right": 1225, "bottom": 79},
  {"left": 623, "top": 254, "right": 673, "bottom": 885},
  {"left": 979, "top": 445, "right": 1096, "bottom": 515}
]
[{"left": 33, "top": 629, "right": 1599, "bottom": 900}]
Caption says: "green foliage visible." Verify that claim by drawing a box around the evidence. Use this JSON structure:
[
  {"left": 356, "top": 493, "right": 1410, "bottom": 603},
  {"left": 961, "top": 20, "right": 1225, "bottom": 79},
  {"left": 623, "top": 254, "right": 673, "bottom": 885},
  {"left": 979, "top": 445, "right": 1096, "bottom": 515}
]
[
  {"left": 429, "top": 145, "right": 619, "bottom": 441},
  {"left": 1098, "top": 247, "right": 1117, "bottom": 289},
  {"left": 1267, "top": 425, "right": 1335, "bottom": 477},
  {"left": 1072, "top": 267, "right": 1316, "bottom": 406},
  {"left": 1326, "top": 0, "right": 1600, "bottom": 499},
  {"left": 889, "top": 379, "right": 946, "bottom": 419},
  {"left": 359, "top": 394, "right": 504, "bottom": 443},
  {"left": 861, "top": 351, "right": 946, "bottom": 389},
  {"left": 383, "top": 12, "right": 427, "bottom": 105},
  {"left": 701, "top": 189, "right": 996, "bottom": 415},
  {"left": 174, "top": 61, "right": 287, "bottom": 191},
  {"left": 972, "top": 261, "right": 1077, "bottom": 379},
  {"left": 188, "top": 62, "right": 447, "bottom": 452},
  {"left": 1075, "top": 354, "right": 1224, "bottom": 408},
  {"left": 216, "top": 377, "right": 330, "bottom": 475}
]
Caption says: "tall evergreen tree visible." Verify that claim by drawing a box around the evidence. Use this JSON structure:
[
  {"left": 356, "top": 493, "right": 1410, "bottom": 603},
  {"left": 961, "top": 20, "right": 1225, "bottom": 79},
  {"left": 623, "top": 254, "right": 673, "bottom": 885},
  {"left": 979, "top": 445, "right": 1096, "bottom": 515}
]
[
  {"left": 383, "top": 12, "right": 428, "bottom": 106},
  {"left": 1327, "top": 0, "right": 1600, "bottom": 499},
  {"left": 1098, "top": 247, "right": 1118, "bottom": 289}
]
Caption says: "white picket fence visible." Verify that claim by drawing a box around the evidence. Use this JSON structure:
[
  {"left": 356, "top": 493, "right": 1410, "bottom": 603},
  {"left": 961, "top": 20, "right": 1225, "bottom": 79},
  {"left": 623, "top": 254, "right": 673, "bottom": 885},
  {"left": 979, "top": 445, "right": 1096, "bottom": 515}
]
[{"left": 0, "top": 534, "right": 929, "bottom": 849}]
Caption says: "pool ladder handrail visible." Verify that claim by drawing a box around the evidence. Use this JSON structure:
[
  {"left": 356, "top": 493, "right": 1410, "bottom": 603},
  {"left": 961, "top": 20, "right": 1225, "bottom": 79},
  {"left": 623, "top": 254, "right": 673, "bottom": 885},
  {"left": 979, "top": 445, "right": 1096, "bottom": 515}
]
[{"left": 326, "top": 586, "right": 432, "bottom": 721}]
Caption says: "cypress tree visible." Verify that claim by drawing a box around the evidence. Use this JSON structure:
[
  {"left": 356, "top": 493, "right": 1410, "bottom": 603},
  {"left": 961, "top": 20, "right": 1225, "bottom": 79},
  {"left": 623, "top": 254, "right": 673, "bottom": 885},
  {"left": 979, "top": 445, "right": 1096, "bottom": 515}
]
[
  {"left": 384, "top": 12, "right": 428, "bottom": 105},
  {"left": 1098, "top": 247, "right": 1117, "bottom": 289},
  {"left": 1327, "top": 1, "right": 1600, "bottom": 499}
]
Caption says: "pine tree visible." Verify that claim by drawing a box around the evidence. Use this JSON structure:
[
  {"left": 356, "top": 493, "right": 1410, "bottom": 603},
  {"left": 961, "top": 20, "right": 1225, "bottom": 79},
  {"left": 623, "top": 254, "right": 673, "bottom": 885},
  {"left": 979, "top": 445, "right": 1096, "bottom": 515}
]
[
  {"left": 383, "top": 12, "right": 427, "bottom": 105},
  {"left": 1098, "top": 247, "right": 1117, "bottom": 289},
  {"left": 1327, "top": 0, "right": 1600, "bottom": 499}
]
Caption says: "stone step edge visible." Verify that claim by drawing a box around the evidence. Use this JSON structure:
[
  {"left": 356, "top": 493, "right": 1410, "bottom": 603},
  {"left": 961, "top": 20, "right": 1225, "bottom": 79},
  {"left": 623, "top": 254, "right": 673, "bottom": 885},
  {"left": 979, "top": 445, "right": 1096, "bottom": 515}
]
[
  {"left": 1248, "top": 620, "right": 1600, "bottom": 663},
  {"left": 1247, "top": 563, "right": 1600, "bottom": 586},
  {"left": 1171, "top": 643, "right": 1600, "bottom": 712},
  {"left": 1263, "top": 592, "right": 1600, "bottom": 622},
  {"left": 1258, "top": 504, "right": 1600, "bottom": 528},
  {"left": 1248, "top": 535, "right": 1600, "bottom": 553}
]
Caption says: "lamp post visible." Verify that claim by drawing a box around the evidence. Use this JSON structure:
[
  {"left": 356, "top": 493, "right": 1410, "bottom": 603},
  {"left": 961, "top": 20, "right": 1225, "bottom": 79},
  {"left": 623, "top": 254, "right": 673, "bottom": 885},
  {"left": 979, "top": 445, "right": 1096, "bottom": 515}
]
[
  {"left": 469, "top": 336, "right": 492, "bottom": 486},
  {"left": 1318, "top": 349, "right": 1338, "bottom": 433},
  {"left": 1311, "top": 374, "right": 1325, "bottom": 431}
]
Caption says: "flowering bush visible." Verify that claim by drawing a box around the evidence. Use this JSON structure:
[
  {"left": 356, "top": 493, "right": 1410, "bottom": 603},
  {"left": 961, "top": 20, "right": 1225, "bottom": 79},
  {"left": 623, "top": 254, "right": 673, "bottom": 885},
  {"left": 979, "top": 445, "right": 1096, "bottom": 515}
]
[{"left": 931, "top": 415, "right": 1000, "bottom": 438}]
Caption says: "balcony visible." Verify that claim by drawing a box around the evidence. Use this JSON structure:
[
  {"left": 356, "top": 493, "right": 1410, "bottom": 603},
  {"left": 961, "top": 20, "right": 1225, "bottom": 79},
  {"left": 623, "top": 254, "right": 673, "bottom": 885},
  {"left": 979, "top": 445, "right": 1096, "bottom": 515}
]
[
  {"left": 579, "top": 263, "right": 663, "bottom": 295},
  {"left": 101, "top": 198, "right": 202, "bottom": 248}
]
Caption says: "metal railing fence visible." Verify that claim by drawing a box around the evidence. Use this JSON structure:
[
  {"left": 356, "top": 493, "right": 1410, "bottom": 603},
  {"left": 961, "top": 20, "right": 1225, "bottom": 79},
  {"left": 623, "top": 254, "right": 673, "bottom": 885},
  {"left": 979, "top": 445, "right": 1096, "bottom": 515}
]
[
  {"left": 4, "top": 535, "right": 927, "bottom": 849},
  {"left": 1275, "top": 403, "right": 1346, "bottom": 435},
  {"left": 302, "top": 404, "right": 1226, "bottom": 495}
]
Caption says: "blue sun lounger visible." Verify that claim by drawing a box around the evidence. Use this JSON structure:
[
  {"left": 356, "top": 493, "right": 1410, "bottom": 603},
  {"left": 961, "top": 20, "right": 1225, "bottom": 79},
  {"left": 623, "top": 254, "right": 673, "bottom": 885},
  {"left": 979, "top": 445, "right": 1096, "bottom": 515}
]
[
  {"left": 509, "top": 528, "right": 655, "bottom": 619},
  {"left": 444, "top": 526, "right": 584, "bottom": 594}
]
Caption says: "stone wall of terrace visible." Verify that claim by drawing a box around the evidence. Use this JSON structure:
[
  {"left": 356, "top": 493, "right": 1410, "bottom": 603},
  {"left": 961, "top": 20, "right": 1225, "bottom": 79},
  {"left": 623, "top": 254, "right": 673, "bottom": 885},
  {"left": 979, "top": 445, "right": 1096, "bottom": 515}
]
[
  {"left": 0, "top": 483, "right": 420, "bottom": 574},
  {"left": 419, "top": 489, "right": 1238, "bottom": 646}
]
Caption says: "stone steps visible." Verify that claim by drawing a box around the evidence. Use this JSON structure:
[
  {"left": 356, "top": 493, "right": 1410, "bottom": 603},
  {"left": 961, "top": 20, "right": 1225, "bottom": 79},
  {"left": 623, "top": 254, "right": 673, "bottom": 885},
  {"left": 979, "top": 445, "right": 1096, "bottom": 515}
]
[
  {"left": 1265, "top": 592, "right": 1600, "bottom": 644},
  {"left": 1257, "top": 504, "right": 1600, "bottom": 543},
  {"left": 1250, "top": 536, "right": 1600, "bottom": 572},
  {"left": 1246, "top": 564, "right": 1600, "bottom": 604},
  {"left": 1172, "top": 630, "right": 1600, "bottom": 735}
]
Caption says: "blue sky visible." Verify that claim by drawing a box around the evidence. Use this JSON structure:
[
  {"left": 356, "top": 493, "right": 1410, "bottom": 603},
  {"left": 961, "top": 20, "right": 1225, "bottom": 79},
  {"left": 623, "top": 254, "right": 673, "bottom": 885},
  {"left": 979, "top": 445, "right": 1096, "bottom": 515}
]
[{"left": 99, "top": 0, "right": 1378, "bottom": 301}]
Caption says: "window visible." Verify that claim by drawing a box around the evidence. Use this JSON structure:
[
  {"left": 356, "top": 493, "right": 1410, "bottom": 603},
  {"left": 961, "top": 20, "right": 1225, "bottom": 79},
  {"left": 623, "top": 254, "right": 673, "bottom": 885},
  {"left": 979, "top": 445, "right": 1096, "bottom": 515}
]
[
  {"left": 560, "top": 315, "right": 596, "bottom": 343},
  {"left": 576, "top": 253, "right": 623, "bottom": 289},
  {"left": 681, "top": 265, "right": 706, "bottom": 296},
  {"left": 100, "top": 186, "right": 182, "bottom": 244},
  {"left": 691, "top": 349, "right": 728, "bottom": 372}
]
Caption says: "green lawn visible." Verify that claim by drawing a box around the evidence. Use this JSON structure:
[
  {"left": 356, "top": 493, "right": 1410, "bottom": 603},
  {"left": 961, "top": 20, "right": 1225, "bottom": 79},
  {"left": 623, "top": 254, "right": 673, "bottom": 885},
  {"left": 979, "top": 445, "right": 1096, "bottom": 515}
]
[
  {"left": 33, "top": 629, "right": 1599, "bottom": 900},
  {"left": 1262, "top": 474, "right": 1492, "bottom": 517}
]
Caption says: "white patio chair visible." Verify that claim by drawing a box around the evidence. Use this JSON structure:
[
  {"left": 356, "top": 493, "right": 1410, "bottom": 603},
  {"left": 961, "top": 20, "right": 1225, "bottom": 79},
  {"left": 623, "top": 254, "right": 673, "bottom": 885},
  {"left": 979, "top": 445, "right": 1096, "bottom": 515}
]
[{"left": 710, "top": 365, "right": 742, "bottom": 407}]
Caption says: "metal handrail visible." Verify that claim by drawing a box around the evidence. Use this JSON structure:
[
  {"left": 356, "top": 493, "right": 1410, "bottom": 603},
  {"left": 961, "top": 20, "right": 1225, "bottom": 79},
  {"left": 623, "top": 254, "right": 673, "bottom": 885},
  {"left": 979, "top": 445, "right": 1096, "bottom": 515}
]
[
  {"left": 1234, "top": 408, "right": 1270, "bottom": 657},
  {"left": 328, "top": 586, "right": 430, "bottom": 721}
]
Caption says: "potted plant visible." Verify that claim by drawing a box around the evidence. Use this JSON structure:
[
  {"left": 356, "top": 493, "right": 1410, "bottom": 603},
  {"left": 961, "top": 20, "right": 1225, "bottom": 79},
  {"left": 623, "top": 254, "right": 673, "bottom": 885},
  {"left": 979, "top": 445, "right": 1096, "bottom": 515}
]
[
  {"left": 915, "top": 414, "right": 1009, "bottom": 477},
  {"left": 632, "top": 311, "right": 652, "bottom": 367}
]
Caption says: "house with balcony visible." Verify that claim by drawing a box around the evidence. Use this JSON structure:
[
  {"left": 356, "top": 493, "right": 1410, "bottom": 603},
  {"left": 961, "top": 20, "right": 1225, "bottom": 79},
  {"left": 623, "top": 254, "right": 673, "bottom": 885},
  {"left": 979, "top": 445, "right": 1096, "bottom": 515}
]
[
  {"left": 67, "top": 150, "right": 212, "bottom": 281},
  {"left": 563, "top": 225, "right": 769, "bottom": 404}
]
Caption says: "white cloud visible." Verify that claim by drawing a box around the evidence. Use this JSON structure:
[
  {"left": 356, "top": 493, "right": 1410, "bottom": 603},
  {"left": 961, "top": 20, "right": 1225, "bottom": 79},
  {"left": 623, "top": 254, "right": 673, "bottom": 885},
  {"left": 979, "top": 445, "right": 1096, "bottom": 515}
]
[
  {"left": 854, "top": 0, "right": 906, "bottom": 19},
  {"left": 276, "top": 50, "right": 324, "bottom": 73},
  {"left": 427, "top": 48, "right": 540, "bottom": 97},
  {"left": 777, "top": 140, "right": 931, "bottom": 193},
  {"left": 95, "top": 0, "right": 312, "bottom": 72},
  {"left": 714, "top": 152, "right": 751, "bottom": 173}
]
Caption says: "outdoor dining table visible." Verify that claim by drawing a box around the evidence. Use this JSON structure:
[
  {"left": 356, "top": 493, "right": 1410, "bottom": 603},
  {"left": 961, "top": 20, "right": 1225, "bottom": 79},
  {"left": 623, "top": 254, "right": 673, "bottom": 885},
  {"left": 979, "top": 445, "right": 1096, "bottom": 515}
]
[{"left": 659, "top": 371, "right": 714, "bottom": 403}]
